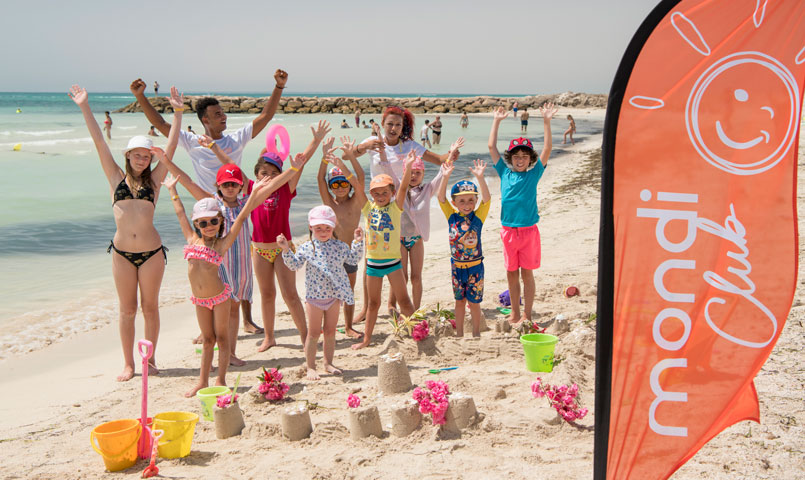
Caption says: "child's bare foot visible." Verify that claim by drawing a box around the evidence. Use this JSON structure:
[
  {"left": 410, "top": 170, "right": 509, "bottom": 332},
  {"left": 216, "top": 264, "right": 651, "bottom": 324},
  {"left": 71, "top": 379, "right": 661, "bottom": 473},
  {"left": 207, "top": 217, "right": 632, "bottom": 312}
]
[
  {"left": 324, "top": 364, "right": 342, "bottom": 376},
  {"left": 352, "top": 311, "right": 366, "bottom": 325},
  {"left": 257, "top": 338, "right": 276, "bottom": 352},
  {"left": 507, "top": 314, "right": 521, "bottom": 326},
  {"left": 215, "top": 378, "right": 227, "bottom": 387},
  {"left": 243, "top": 319, "right": 264, "bottom": 334},
  {"left": 345, "top": 327, "right": 363, "bottom": 339},
  {"left": 230, "top": 355, "right": 246, "bottom": 367},
  {"left": 191, "top": 334, "right": 203, "bottom": 344},
  {"left": 306, "top": 368, "right": 320, "bottom": 380},
  {"left": 184, "top": 382, "right": 207, "bottom": 398},
  {"left": 117, "top": 365, "right": 135, "bottom": 382},
  {"left": 147, "top": 361, "right": 160, "bottom": 375},
  {"left": 351, "top": 339, "right": 370, "bottom": 350}
]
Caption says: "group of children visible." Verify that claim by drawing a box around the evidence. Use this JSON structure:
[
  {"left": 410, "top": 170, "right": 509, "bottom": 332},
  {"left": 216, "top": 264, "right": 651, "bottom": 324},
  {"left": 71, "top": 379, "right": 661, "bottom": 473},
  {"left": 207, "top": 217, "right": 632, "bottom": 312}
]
[{"left": 74, "top": 71, "right": 560, "bottom": 393}]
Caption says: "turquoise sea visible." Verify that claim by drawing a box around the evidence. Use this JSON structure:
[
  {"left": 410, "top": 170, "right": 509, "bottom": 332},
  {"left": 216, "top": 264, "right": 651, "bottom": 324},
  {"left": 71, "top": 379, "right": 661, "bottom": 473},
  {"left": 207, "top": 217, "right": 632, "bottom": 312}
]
[{"left": 0, "top": 92, "right": 603, "bottom": 359}]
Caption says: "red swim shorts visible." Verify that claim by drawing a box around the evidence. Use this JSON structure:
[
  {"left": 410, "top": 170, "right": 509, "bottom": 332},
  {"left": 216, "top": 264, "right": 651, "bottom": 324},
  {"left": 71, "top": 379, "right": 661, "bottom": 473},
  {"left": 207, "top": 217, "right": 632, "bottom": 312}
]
[{"left": 500, "top": 224, "right": 541, "bottom": 271}]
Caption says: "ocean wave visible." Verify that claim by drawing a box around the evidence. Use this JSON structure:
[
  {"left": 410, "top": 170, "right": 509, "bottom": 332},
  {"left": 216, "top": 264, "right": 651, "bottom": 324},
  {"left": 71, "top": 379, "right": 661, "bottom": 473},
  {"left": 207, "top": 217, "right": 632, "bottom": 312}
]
[
  {"left": 0, "top": 137, "right": 91, "bottom": 147},
  {"left": 117, "top": 125, "right": 137, "bottom": 130},
  {"left": 0, "top": 128, "right": 75, "bottom": 137}
]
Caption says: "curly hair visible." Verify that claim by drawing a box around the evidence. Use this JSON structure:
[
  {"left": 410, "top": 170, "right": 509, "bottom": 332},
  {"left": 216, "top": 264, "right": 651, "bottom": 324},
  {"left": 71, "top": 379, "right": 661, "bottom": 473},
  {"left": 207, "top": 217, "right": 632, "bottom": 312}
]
[
  {"left": 382, "top": 106, "right": 415, "bottom": 141},
  {"left": 196, "top": 97, "right": 220, "bottom": 122},
  {"left": 503, "top": 146, "right": 538, "bottom": 167}
]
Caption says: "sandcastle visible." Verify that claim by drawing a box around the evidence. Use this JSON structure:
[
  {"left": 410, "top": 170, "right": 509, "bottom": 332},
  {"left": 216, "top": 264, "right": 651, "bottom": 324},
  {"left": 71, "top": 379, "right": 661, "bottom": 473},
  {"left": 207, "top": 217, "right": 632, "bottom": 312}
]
[
  {"left": 390, "top": 400, "right": 422, "bottom": 437},
  {"left": 348, "top": 405, "right": 384, "bottom": 440},
  {"left": 281, "top": 403, "right": 313, "bottom": 441},
  {"left": 213, "top": 402, "right": 245, "bottom": 439},
  {"left": 443, "top": 393, "right": 479, "bottom": 435},
  {"left": 378, "top": 353, "right": 412, "bottom": 394}
]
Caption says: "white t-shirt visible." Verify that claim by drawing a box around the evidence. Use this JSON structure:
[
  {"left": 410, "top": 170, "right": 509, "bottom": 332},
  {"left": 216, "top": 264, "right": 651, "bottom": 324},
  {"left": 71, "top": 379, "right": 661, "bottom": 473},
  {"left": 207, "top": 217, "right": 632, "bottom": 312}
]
[
  {"left": 178, "top": 123, "right": 254, "bottom": 193},
  {"left": 361, "top": 137, "right": 427, "bottom": 179},
  {"left": 420, "top": 124, "right": 430, "bottom": 140}
]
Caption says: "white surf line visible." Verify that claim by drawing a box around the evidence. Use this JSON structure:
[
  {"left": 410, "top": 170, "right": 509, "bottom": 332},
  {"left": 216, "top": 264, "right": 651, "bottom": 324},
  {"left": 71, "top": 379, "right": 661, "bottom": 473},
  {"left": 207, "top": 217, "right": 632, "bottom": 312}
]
[
  {"left": 671, "top": 11, "right": 711, "bottom": 56},
  {"left": 753, "top": 0, "right": 768, "bottom": 28},
  {"left": 629, "top": 96, "right": 665, "bottom": 109}
]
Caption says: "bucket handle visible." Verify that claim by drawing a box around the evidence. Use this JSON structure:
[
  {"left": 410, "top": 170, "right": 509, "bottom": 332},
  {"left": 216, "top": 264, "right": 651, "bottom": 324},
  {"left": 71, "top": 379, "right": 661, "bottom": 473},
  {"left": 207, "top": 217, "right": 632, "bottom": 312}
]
[
  {"left": 157, "top": 419, "right": 196, "bottom": 447},
  {"left": 90, "top": 423, "right": 142, "bottom": 461}
]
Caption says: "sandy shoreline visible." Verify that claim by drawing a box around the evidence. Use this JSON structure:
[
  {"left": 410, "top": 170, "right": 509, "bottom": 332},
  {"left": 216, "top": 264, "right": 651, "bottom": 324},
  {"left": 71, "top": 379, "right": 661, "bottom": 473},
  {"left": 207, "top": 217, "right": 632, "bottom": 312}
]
[{"left": 1, "top": 115, "right": 803, "bottom": 479}]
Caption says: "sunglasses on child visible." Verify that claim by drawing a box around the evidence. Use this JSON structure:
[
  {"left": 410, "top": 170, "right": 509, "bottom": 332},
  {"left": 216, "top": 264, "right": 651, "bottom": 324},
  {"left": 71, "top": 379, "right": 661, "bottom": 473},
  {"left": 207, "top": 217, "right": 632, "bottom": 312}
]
[
  {"left": 329, "top": 180, "right": 351, "bottom": 189},
  {"left": 196, "top": 218, "right": 220, "bottom": 228},
  {"left": 219, "top": 182, "right": 240, "bottom": 189}
]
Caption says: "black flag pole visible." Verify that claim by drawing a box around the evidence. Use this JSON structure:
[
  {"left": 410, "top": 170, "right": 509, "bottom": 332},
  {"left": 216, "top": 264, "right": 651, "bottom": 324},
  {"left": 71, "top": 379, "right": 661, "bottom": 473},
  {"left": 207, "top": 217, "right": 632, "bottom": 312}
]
[{"left": 593, "top": 1, "right": 683, "bottom": 478}]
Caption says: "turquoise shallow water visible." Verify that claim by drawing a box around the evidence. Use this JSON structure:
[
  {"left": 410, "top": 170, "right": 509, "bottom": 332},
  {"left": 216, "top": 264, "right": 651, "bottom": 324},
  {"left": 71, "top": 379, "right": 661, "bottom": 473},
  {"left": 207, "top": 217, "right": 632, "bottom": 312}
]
[{"left": 0, "top": 92, "right": 603, "bottom": 359}]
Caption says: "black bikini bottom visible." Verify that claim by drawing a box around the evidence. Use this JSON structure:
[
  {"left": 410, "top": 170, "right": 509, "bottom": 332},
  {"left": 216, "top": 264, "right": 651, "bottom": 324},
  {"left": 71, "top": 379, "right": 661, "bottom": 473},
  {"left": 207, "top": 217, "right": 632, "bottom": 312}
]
[{"left": 108, "top": 241, "right": 168, "bottom": 268}]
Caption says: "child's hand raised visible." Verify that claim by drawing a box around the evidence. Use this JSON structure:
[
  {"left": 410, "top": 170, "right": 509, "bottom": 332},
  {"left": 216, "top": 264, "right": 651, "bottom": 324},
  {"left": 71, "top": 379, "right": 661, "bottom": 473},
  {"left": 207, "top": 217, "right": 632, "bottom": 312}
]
[
  {"left": 540, "top": 102, "right": 558, "bottom": 121},
  {"left": 168, "top": 86, "right": 185, "bottom": 111},
  {"left": 403, "top": 150, "right": 417, "bottom": 170},
  {"left": 150, "top": 146, "right": 168, "bottom": 162},
  {"left": 354, "top": 227, "right": 363, "bottom": 243},
  {"left": 68, "top": 85, "right": 89, "bottom": 106},
  {"left": 449, "top": 136, "right": 465, "bottom": 152},
  {"left": 321, "top": 136, "right": 336, "bottom": 157},
  {"left": 274, "top": 69, "right": 289, "bottom": 89},
  {"left": 276, "top": 233, "right": 289, "bottom": 250},
  {"left": 493, "top": 106, "right": 509, "bottom": 121},
  {"left": 162, "top": 173, "right": 180, "bottom": 190},
  {"left": 311, "top": 120, "right": 331, "bottom": 143},
  {"left": 197, "top": 134, "right": 215, "bottom": 148},
  {"left": 470, "top": 159, "right": 488, "bottom": 177},
  {"left": 289, "top": 152, "right": 307, "bottom": 171},
  {"left": 441, "top": 161, "right": 455, "bottom": 176}
]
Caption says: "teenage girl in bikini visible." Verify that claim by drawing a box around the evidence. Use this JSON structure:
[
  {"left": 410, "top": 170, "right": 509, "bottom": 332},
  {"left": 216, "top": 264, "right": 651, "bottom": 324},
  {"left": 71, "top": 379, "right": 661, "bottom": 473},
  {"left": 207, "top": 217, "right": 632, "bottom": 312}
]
[
  {"left": 69, "top": 84, "right": 172, "bottom": 382},
  {"left": 103, "top": 111, "right": 112, "bottom": 140},
  {"left": 163, "top": 156, "right": 302, "bottom": 397}
]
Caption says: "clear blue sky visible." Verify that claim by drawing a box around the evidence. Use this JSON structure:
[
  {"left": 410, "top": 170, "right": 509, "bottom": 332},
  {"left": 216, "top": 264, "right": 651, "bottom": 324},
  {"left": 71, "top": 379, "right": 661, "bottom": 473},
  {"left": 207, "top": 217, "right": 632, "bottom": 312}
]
[{"left": 2, "top": 0, "right": 658, "bottom": 94}]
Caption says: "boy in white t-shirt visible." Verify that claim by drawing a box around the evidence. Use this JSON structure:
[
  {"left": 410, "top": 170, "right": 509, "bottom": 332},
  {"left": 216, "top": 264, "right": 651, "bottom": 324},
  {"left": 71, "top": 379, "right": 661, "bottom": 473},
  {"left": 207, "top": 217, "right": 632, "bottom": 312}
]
[
  {"left": 129, "top": 69, "right": 289, "bottom": 193},
  {"left": 419, "top": 119, "right": 432, "bottom": 149}
]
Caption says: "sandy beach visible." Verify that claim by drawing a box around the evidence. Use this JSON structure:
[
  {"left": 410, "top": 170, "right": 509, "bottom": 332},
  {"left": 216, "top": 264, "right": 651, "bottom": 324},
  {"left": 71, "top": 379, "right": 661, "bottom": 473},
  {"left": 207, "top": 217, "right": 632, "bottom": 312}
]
[{"left": 1, "top": 108, "right": 803, "bottom": 479}]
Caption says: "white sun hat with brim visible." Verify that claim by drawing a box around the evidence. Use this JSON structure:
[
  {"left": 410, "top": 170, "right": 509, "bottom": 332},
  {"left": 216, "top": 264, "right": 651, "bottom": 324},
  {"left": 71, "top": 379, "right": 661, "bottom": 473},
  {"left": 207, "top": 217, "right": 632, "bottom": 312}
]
[{"left": 122, "top": 136, "right": 154, "bottom": 156}]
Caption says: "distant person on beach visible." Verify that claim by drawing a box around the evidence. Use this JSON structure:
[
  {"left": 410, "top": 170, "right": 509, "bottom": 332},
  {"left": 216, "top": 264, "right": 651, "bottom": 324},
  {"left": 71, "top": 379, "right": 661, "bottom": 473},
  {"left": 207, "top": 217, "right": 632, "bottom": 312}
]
[
  {"left": 350, "top": 105, "right": 456, "bottom": 331},
  {"left": 341, "top": 119, "right": 350, "bottom": 128},
  {"left": 69, "top": 84, "right": 172, "bottom": 382},
  {"left": 361, "top": 121, "right": 369, "bottom": 128},
  {"left": 187, "top": 125, "right": 196, "bottom": 135},
  {"left": 163, "top": 166, "right": 292, "bottom": 397},
  {"left": 431, "top": 116, "right": 443, "bottom": 145},
  {"left": 460, "top": 112, "right": 469, "bottom": 128},
  {"left": 249, "top": 121, "right": 330, "bottom": 353},
  {"left": 489, "top": 103, "right": 557, "bottom": 327},
  {"left": 279, "top": 205, "right": 363, "bottom": 380},
  {"left": 130, "top": 68, "right": 288, "bottom": 193},
  {"left": 437, "top": 158, "right": 491, "bottom": 337},
  {"left": 103, "top": 111, "right": 113, "bottom": 140},
  {"left": 354, "top": 108, "right": 361, "bottom": 128},
  {"left": 157, "top": 136, "right": 268, "bottom": 366},
  {"left": 153, "top": 81, "right": 159, "bottom": 97},
  {"left": 148, "top": 126, "right": 159, "bottom": 137},
  {"left": 563, "top": 114, "right": 576, "bottom": 145},
  {"left": 512, "top": 101, "right": 519, "bottom": 118},
  {"left": 317, "top": 136, "right": 366, "bottom": 338},
  {"left": 420, "top": 119, "right": 432, "bottom": 148},
  {"left": 520, "top": 108, "right": 529, "bottom": 133}
]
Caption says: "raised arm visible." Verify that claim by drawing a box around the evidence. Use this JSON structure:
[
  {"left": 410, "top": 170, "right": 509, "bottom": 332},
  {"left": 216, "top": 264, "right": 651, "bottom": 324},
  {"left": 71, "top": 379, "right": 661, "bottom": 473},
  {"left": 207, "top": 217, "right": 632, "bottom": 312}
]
[
  {"left": 396, "top": 151, "right": 415, "bottom": 210},
  {"left": 288, "top": 120, "right": 330, "bottom": 191},
  {"left": 151, "top": 148, "right": 210, "bottom": 200},
  {"left": 421, "top": 136, "right": 464, "bottom": 166},
  {"left": 130, "top": 78, "right": 172, "bottom": 137},
  {"left": 251, "top": 69, "right": 288, "bottom": 138},
  {"left": 428, "top": 143, "right": 460, "bottom": 190},
  {"left": 69, "top": 85, "right": 122, "bottom": 187},
  {"left": 436, "top": 161, "right": 454, "bottom": 204},
  {"left": 148, "top": 87, "right": 186, "bottom": 185},
  {"left": 317, "top": 137, "right": 336, "bottom": 206},
  {"left": 162, "top": 174, "right": 196, "bottom": 242},
  {"left": 470, "top": 159, "right": 491, "bottom": 204},
  {"left": 538, "top": 102, "right": 558, "bottom": 166},
  {"left": 217, "top": 175, "right": 273, "bottom": 253},
  {"left": 250, "top": 152, "right": 310, "bottom": 204},
  {"left": 196, "top": 133, "right": 236, "bottom": 166},
  {"left": 488, "top": 106, "right": 508, "bottom": 161},
  {"left": 340, "top": 136, "right": 365, "bottom": 185},
  {"left": 328, "top": 153, "right": 367, "bottom": 206}
]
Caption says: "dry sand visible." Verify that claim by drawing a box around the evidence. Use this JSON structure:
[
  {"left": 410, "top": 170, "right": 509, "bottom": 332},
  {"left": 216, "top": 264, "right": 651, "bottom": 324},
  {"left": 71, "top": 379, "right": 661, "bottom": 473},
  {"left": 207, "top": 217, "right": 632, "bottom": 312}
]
[{"left": 1, "top": 110, "right": 803, "bottom": 479}]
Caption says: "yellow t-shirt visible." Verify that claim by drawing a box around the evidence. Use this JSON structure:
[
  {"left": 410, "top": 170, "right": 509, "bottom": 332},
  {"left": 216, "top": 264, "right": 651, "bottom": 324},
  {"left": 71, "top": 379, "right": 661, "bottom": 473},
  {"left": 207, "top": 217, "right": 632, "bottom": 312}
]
[{"left": 362, "top": 200, "right": 403, "bottom": 260}]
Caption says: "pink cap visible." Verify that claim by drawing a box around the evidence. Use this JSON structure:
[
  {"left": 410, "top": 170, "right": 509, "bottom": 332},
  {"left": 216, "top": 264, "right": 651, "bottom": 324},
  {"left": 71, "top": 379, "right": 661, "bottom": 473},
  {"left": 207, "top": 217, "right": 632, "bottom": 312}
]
[
  {"left": 411, "top": 156, "right": 425, "bottom": 171},
  {"left": 308, "top": 205, "right": 336, "bottom": 228}
]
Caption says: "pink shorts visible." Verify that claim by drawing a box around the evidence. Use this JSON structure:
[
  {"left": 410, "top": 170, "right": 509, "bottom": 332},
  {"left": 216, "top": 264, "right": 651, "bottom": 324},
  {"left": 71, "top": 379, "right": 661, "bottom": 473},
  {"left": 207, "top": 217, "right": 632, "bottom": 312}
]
[{"left": 500, "top": 225, "right": 541, "bottom": 271}]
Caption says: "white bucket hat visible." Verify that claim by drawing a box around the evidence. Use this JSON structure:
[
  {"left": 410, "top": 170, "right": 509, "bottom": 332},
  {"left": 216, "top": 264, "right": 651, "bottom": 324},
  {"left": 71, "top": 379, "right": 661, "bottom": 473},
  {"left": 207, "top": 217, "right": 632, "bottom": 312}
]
[
  {"left": 122, "top": 136, "right": 154, "bottom": 155},
  {"left": 192, "top": 197, "right": 221, "bottom": 221}
]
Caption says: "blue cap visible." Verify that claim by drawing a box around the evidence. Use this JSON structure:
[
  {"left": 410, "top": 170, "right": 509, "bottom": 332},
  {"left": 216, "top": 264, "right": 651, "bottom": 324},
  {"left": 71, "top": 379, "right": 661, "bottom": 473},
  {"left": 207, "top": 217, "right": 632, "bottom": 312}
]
[{"left": 451, "top": 180, "right": 478, "bottom": 197}]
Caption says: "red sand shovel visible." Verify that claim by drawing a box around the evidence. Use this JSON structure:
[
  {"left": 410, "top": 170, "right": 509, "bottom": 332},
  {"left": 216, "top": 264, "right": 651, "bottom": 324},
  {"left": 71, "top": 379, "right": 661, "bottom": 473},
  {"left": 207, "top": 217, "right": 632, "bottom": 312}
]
[{"left": 137, "top": 339, "right": 154, "bottom": 459}]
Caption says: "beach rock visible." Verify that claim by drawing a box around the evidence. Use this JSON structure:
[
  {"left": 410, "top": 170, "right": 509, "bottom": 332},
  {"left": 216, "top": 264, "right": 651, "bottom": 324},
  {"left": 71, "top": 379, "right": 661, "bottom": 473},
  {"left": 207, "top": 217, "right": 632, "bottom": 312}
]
[
  {"left": 390, "top": 400, "right": 422, "bottom": 437},
  {"left": 377, "top": 352, "right": 412, "bottom": 394},
  {"left": 281, "top": 403, "right": 313, "bottom": 441},
  {"left": 348, "top": 405, "right": 384, "bottom": 440}
]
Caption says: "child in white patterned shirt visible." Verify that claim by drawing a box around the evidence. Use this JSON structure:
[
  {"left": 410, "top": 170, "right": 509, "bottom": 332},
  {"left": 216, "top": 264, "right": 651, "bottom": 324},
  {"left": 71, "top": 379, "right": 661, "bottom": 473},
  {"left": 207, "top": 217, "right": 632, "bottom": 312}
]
[{"left": 277, "top": 206, "right": 363, "bottom": 380}]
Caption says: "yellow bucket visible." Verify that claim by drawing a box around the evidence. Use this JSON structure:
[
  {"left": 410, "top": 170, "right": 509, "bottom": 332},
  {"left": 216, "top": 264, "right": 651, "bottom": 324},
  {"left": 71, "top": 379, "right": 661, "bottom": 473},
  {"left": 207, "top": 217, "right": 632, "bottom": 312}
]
[
  {"left": 90, "top": 419, "right": 142, "bottom": 472},
  {"left": 153, "top": 411, "right": 199, "bottom": 459}
]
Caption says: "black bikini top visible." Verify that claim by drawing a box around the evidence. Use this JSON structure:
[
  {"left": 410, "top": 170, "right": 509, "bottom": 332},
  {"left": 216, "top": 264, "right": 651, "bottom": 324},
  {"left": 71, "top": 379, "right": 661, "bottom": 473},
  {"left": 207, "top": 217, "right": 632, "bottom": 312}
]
[{"left": 114, "top": 177, "right": 155, "bottom": 204}]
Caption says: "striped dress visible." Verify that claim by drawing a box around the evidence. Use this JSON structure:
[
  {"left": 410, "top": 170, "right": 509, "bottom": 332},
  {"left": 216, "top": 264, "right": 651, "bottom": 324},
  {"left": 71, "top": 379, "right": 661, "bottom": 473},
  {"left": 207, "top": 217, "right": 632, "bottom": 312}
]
[{"left": 214, "top": 193, "right": 253, "bottom": 303}]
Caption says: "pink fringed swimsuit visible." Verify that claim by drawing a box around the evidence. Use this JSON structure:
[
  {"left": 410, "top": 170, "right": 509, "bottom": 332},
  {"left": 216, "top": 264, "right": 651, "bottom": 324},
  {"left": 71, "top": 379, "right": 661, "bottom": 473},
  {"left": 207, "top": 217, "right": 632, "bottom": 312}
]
[{"left": 184, "top": 244, "right": 231, "bottom": 309}]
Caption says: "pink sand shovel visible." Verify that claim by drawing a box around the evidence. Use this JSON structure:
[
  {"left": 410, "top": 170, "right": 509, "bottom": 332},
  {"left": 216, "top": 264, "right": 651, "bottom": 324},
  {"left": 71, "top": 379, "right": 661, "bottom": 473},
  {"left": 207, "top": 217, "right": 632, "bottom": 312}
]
[{"left": 137, "top": 339, "right": 154, "bottom": 459}]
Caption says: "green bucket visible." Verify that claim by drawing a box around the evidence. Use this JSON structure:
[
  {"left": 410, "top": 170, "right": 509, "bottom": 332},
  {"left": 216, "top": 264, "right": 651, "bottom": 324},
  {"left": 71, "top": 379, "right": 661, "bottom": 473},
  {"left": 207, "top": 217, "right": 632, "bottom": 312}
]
[
  {"left": 520, "top": 333, "right": 558, "bottom": 372},
  {"left": 196, "top": 386, "right": 230, "bottom": 421}
]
